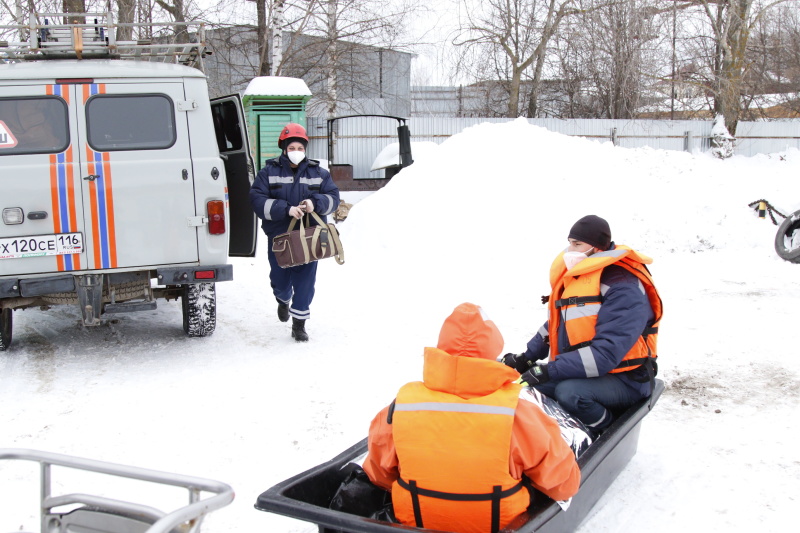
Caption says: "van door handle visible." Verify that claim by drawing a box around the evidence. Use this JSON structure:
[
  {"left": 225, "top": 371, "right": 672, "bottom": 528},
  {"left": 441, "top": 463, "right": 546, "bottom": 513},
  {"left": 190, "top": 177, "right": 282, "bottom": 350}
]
[{"left": 83, "top": 174, "right": 101, "bottom": 181}]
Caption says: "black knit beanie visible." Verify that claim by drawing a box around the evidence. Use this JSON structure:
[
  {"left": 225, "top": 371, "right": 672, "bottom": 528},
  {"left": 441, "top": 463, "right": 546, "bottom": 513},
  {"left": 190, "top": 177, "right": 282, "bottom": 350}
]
[
  {"left": 282, "top": 137, "right": 308, "bottom": 150},
  {"left": 568, "top": 215, "right": 611, "bottom": 250}
]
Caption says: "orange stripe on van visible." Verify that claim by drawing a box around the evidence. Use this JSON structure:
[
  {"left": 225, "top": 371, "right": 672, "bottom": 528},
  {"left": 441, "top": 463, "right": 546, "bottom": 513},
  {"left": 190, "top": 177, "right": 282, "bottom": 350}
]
[
  {"left": 50, "top": 153, "right": 65, "bottom": 271},
  {"left": 86, "top": 144, "right": 101, "bottom": 269},
  {"left": 102, "top": 152, "right": 117, "bottom": 267},
  {"left": 65, "top": 145, "right": 80, "bottom": 269}
]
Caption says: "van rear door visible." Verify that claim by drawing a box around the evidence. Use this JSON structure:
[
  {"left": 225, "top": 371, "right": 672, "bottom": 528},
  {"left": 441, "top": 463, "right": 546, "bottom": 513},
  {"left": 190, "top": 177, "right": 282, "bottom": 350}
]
[
  {"left": 76, "top": 82, "right": 198, "bottom": 269},
  {"left": 0, "top": 89, "right": 85, "bottom": 276},
  {"left": 211, "top": 95, "right": 257, "bottom": 257}
]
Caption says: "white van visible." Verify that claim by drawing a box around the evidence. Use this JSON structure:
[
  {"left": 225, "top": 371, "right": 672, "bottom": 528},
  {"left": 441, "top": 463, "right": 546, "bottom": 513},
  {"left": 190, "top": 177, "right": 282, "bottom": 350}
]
[{"left": 0, "top": 12, "right": 257, "bottom": 350}]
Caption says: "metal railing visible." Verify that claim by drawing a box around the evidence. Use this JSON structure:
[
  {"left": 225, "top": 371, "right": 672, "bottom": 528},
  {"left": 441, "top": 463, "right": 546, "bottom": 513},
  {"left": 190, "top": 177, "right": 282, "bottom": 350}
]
[
  {"left": 0, "top": 8, "right": 206, "bottom": 68},
  {"left": 0, "top": 448, "right": 234, "bottom": 533}
]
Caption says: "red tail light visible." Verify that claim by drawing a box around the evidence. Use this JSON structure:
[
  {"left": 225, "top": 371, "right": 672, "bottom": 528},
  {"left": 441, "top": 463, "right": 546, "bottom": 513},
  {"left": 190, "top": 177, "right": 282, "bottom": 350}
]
[
  {"left": 207, "top": 200, "right": 225, "bottom": 235},
  {"left": 195, "top": 270, "right": 216, "bottom": 279}
]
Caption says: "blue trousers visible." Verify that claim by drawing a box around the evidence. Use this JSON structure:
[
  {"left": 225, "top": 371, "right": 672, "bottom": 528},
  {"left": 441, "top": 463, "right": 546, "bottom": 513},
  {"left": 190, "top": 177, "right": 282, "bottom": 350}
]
[
  {"left": 267, "top": 245, "right": 317, "bottom": 320},
  {"left": 534, "top": 375, "right": 649, "bottom": 434}
]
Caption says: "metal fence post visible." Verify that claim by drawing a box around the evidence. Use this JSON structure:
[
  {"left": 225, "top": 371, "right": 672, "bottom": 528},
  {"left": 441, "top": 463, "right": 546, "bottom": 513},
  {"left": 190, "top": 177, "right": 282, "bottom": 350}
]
[
  {"left": 611, "top": 128, "right": 618, "bottom": 146},
  {"left": 684, "top": 131, "right": 693, "bottom": 152}
]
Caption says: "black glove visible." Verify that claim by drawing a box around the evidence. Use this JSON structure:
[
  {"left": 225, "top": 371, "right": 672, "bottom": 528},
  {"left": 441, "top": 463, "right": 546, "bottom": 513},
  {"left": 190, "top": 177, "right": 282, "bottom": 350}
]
[
  {"left": 500, "top": 353, "right": 533, "bottom": 373},
  {"left": 519, "top": 364, "right": 550, "bottom": 386}
]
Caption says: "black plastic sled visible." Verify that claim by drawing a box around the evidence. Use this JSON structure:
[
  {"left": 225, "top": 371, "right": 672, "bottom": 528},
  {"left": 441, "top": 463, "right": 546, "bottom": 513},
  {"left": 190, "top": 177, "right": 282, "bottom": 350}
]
[{"left": 255, "top": 379, "right": 664, "bottom": 533}]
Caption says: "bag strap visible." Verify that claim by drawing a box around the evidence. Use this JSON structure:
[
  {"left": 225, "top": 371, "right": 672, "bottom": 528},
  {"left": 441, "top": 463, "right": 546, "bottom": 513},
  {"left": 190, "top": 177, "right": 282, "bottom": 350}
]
[
  {"left": 308, "top": 211, "right": 345, "bottom": 265},
  {"left": 329, "top": 225, "right": 345, "bottom": 265},
  {"left": 309, "top": 224, "right": 325, "bottom": 260}
]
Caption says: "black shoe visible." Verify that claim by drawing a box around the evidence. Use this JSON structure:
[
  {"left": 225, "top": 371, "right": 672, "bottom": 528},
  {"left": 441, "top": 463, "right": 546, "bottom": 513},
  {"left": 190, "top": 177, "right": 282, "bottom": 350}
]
[
  {"left": 291, "top": 317, "right": 309, "bottom": 342},
  {"left": 277, "top": 301, "right": 290, "bottom": 322}
]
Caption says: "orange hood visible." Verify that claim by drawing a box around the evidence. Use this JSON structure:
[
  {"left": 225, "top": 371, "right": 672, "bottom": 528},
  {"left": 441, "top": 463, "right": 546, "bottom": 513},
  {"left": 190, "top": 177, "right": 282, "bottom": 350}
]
[
  {"left": 437, "top": 302, "right": 504, "bottom": 360},
  {"left": 422, "top": 347, "right": 519, "bottom": 399}
]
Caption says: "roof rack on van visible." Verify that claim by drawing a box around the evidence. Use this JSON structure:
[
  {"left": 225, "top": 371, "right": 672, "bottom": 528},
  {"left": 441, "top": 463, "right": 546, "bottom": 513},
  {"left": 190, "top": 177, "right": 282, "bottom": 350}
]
[{"left": 0, "top": 8, "right": 207, "bottom": 69}]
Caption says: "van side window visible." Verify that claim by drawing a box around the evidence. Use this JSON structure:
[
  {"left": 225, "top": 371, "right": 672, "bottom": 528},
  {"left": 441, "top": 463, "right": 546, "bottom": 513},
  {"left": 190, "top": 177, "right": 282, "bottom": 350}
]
[
  {"left": 0, "top": 97, "right": 70, "bottom": 156},
  {"left": 211, "top": 100, "right": 243, "bottom": 152},
  {"left": 86, "top": 94, "right": 176, "bottom": 151}
]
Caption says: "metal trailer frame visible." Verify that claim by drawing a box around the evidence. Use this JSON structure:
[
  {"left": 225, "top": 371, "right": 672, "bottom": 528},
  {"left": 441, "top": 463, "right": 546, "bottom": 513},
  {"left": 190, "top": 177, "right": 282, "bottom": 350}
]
[{"left": 0, "top": 448, "right": 234, "bottom": 533}]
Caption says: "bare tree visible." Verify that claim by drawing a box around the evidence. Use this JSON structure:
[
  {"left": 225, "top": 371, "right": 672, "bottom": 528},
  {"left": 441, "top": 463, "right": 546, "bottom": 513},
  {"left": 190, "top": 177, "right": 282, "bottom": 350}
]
[
  {"left": 256, "top": 0, "right": 269, "bottom": 75},
  {"left": 567, "top": 0, "right": 665, "bottom": 118},
  {"left": 116, "top": 0, "right": 136, "bottom": 42},
  {"left": 154, "top": 0, "right": 189, "bottom": 42},
  {"left": 298, "top": 0, "right": 415, "bottom": 117},
  {"left": 695, "top": 0, "right": 791, "bottom": 134},
  {"left": 746, "top": 3, "right": 800, "bottom": 116},
  {"left": 453, "top": 0, "right": 604, "bottom": 118},
  {"left": 270, "top": 0, "right": 285, "bottom": 75},
  {"left": 63, "top": 0, "right": 85, "bottom": 24}
]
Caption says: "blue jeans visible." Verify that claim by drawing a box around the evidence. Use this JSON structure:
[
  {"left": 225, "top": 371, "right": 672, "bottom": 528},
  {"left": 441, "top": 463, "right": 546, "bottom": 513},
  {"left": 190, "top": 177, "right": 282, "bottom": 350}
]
[
  {"left": 267, "top": 244, "right": 317, "bottom": 320},
  {"left": 534, "top": 375, "right": 649, "bottom": 434}
]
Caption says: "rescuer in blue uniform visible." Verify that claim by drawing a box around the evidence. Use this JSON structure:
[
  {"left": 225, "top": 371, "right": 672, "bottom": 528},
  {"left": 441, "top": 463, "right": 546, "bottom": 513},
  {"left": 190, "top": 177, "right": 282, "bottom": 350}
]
[{"left": 249, "top": 123, "right": 340, "bottom": 341}]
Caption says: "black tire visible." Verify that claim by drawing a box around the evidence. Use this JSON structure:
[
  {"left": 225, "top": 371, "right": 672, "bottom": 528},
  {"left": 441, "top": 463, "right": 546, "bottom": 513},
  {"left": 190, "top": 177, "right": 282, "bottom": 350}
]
[
  {"left": 775, "top": 209, "right": 800, "bottom": 264},
  {"left": 0, "top": 308, "right": 12, "bottom": 351},
  {"left": 181, "top": 282, "right": 217, "bottom": 337}
]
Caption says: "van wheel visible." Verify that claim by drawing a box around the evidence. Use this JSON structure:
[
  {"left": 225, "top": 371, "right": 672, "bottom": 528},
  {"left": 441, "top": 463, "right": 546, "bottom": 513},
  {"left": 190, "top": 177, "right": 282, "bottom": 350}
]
[
  {"left": 0, "top": 308, "right": 12, "bottom": 351},
  {"left": 182, "top": 283, "right": 216, "bottom": 337},
  {"left": 775, "top": 209, "right": 800, "bottom": 263}
]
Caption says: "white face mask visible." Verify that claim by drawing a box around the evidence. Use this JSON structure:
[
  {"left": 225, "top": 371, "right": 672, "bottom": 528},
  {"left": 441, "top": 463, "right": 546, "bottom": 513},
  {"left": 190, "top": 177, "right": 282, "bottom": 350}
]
[
  {"left": 287, "top": 151, "right": 306, "bottom": 165},
  {"left": 563, "top": 251, "right": 589, "bottom": 270}
]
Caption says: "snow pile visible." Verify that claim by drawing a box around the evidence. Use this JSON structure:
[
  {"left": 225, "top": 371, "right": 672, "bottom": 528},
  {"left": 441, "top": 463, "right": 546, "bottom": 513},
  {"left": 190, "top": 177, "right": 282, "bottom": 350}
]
[{"left": 2, "top": 118, "right": 800, "bottom": 533}]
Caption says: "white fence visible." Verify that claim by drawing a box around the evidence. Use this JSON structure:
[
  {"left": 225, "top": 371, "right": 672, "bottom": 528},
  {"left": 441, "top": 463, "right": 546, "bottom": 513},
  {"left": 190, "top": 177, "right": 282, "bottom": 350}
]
[{"left": 305, "top": 117, "right": 800, "bottom": 180}]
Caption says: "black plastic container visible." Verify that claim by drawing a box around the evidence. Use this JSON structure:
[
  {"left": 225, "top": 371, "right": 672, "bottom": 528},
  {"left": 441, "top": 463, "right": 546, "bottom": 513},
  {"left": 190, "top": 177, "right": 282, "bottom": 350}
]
[{"left": 256, "top": 379, "right": 664, "bottom": 533}]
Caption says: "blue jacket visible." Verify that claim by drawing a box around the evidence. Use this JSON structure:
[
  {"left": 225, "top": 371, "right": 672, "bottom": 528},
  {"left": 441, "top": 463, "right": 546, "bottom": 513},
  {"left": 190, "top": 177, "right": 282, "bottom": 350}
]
[
  {"left": 525, "top": 264, "right": 654, "bottom": 393},
  {"left": 249, "top": 155, "right": 340, "bottom": 236}
]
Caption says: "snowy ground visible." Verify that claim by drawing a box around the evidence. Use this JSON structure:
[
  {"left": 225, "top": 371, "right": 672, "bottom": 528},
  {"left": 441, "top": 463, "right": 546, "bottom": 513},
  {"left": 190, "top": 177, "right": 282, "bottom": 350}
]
[{"left": 2, "top": 119, "right": 800, "bottom": 532}]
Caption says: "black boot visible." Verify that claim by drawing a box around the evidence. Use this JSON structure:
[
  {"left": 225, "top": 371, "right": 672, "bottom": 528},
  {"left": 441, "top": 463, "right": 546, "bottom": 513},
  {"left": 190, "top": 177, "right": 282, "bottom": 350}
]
[
  {"left": 291, "top": 317, "right": 309, "bottom": 342},
  {"left": 277, "top": 300, "right": 290, "bottom": 322}
]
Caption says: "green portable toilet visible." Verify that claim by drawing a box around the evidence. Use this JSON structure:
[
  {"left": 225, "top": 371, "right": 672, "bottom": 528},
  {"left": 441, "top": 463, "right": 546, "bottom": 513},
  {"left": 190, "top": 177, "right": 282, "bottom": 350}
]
[{"left": 242, "top": 77, "right": 312, "bottom": 170}]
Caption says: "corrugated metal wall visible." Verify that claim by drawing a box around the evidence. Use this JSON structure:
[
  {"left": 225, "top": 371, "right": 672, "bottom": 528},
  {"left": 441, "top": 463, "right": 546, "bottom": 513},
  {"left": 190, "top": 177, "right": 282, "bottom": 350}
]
[{"left": 305, "top": 117, "right": 800, "bottom": 180}]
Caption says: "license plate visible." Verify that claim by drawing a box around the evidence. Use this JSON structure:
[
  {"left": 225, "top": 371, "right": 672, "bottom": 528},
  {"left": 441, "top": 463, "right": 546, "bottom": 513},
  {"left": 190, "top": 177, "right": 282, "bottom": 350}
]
[{"left": 0, "top": 232, "right": 83, "bottom": 259}]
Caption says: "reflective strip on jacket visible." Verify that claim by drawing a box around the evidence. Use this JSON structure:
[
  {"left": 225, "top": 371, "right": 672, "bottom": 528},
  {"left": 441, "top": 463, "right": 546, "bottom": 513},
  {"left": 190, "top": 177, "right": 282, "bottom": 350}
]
[
  {"left": 248, "top": 154, "right": 340, "bottom": 236},
  {"left": 547, "top": 244, "right": 662, "bottom": 375},
  {"left": 391, "top": 374, "right": 530, "bottom": 533}
]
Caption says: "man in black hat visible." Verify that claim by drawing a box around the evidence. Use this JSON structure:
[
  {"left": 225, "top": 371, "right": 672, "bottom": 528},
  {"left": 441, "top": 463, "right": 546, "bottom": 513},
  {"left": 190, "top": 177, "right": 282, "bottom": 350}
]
[{"left": 501, "top": 215, "right": 663, "bottom": 437}]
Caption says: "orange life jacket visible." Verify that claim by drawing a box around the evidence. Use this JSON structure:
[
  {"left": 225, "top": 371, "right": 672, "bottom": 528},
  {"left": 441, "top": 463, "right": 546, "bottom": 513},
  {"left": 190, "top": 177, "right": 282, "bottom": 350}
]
[
  {"left": 391, "top": 371, "right": 530, "bottom": 533},
  {"left": 547, "top": 245, "right": 662, "bottom": 374}
]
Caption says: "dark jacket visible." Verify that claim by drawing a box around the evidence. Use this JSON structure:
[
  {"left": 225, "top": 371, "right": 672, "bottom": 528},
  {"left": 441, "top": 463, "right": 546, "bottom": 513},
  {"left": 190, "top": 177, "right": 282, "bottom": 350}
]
[
  {"left": 249, "top": 155, "right": 340, "bottom": 236},
  {"left": 525, "top": 263, "right": 655, "bottom": 394}
]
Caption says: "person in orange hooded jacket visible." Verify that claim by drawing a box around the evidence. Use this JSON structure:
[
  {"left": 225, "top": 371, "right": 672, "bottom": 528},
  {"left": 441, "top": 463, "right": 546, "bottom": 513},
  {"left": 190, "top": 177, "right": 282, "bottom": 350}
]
[{"left": 364, "top": 303, "right": 580, "bottom": 533}]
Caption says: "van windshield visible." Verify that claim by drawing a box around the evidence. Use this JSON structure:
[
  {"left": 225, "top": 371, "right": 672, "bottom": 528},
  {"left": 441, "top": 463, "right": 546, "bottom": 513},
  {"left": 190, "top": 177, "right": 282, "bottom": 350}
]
[{"left": 0, "top": 97, "right": 70, "bottom": 156}]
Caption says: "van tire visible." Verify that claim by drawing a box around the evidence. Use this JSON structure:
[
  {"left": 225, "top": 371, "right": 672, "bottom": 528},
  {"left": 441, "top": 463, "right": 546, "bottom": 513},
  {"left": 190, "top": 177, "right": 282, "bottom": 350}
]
[
  {"left": 182, "top": 283, "right": 216, "bottom": 337},
  {"left": 775, "top": 209, "right": 800, "bottom": 263},
  {"left": 0, "top": 308, "right": 12, "bottom": 351}
]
